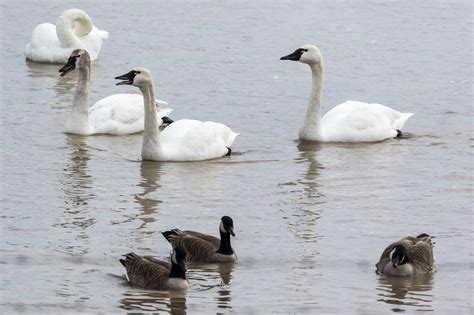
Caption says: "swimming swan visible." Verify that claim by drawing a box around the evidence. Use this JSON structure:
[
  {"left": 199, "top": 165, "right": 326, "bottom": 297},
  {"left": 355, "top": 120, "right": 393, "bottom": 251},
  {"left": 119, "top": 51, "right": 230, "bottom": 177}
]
[
  {"left": 376, "top": 233, "right": 436, "bottom": 277},
  {"left": 115, "top": 68, "right": 239, "bottom": 161},
  {"left": 26, "top": 9, "right": 108, "bottom": 63},
  {"left": 162, "top": 216, "right": 237, "bottom": 263},
  {"left": 120, "top": 246, "right": 188, "bottom": 290},
  {"left": 280, "top": 45, "right": 414, "bottom": 142},
  {"left": 59, "top": 49, "right": 172, "bottom": 135}
]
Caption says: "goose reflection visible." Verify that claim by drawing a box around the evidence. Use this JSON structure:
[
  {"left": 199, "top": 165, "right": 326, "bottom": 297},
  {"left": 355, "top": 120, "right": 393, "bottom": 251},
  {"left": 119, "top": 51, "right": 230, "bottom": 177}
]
[
  {"left": 376, "top": 274, "right": 434, "bottom": 311},
  {"left": 187, "top": 262, "right": 234, "bottom": 311},
  {"left": 119, "top": 289, "right": 187, "bottom": 314}
]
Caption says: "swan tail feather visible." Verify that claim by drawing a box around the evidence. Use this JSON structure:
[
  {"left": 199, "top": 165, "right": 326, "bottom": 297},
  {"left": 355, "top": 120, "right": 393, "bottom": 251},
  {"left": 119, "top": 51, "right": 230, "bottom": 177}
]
[
  {"left": 393, "top": 113, "right": 414, "bottom": 130},
  {"left": 226, "top": 131, "right": 239, "bottom": 147}
]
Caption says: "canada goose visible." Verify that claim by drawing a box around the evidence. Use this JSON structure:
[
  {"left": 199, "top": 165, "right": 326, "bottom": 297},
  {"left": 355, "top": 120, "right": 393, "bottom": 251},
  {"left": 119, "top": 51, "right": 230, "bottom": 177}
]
[
  {"left": 162, "top": 216, "right": 236, "bottom": 263},
  {"left": 59, "top": 49, "right": 172, "bottom": 135},
  {"left": 376, "top": 233, "right": 436, "bottom": 276},
  {"left": 115, "top": 68, "right": 238, "bottom": 161},
  {"left": 280, "top": 45, "right": 413, "bottom": 142},
  {"left": 119, "top": 246, "right": 188, "bottom": 290},
  {"left": 26, "top": 9, "right": 108, "bottom": 63}
]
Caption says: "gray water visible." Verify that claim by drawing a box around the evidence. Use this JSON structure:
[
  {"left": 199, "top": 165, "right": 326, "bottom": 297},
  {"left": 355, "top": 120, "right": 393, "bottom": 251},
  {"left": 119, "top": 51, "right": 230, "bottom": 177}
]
[{"left": 1, "top": 1, "right": 473, "bottom": 314}]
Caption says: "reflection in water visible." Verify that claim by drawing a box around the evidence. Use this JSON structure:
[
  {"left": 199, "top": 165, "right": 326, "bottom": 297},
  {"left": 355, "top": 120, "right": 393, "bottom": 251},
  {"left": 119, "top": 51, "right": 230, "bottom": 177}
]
[
  {"left": 119, "top": 289, "right": 187, "bottom": 314},
  {"left": 280, "top": 141, "right": 325, "bottom": 242},
  {"left": 133, "top": 161, "right": 164, "bottom": 233},
  {"left": 60, "top": 135, "right": 96, "bottom": 229},
  {"left": 187, "top": 263, "right": 234, "bottom": 311},
  {"left": 376, "top": 274, "right": 434, "bottom": 312}
]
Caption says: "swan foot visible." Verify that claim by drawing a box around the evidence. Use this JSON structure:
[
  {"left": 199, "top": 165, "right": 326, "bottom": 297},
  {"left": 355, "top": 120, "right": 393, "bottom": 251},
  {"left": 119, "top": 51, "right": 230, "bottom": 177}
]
[
  {"left": 225, "top": 147, "right": 232, "bottom": 156},
  {"left": 396, "top": 129, "right": 402, "bottom": 138}
]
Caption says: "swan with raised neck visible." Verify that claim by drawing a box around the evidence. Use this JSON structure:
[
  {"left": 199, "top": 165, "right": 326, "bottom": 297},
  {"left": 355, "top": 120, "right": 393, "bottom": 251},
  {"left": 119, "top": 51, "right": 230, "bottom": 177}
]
[
  {"left": 281, "top": 44, "right": 413, "bottom": 142},
  {"left": 115, "top": 68, "right": 239, "bottom": 161},
  {"left": 59, "top": 50, "right": 172, "bottom": 135}
]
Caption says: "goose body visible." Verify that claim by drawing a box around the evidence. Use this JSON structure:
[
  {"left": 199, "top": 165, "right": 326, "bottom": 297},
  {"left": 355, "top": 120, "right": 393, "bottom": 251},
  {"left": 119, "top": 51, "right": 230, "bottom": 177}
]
[
  {"left": 59, "top": 49, "right": 172, "bottom": 135},
  {"left": 376, "top": 234, "right": 436, "bottom": 277},
  {"left": 281, "top": 45, "right": 413, "bottom": 142},
  {"left": 162, "top": 216, "right": 237, "bottom": 263},
  {"left": 115, "top": 68, "right": 238, "bottom": 161},
  {"left": 119, "top": 247, "right": 188, "bottom": 290},
  {"left": 26, "top": 9, "right": 108, "bottom": 63}
]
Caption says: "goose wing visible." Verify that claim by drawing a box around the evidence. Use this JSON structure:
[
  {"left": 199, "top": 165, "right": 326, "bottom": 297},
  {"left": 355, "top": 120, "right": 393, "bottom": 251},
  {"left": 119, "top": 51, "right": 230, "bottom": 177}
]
[
  {"left": 120, "top": 253, "right": 170, "bottom": 289},
  {"left": 167, "top": 231, "right": 219, "bottom": 262},
  {"left": 183, "top": 230, "right": 220, "bottom": 247},
  {"left": 406, "top": 240, "right": 436, "bottom": 273}
]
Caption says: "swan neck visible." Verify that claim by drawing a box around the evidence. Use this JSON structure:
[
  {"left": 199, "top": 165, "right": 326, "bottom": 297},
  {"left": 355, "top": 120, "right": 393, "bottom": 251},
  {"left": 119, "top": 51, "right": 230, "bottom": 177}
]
[
  {"left": 68, "top": 65, "right": 91, "bottom": 132},
  {"left": 56, "top": 10, "right": 93, "bottom": 48},
  {"left": 140, "top": 82, "right": 162, "bottom": 160},
  {"left": 301, "top": 63, "right": 324, "bottom": 140}
]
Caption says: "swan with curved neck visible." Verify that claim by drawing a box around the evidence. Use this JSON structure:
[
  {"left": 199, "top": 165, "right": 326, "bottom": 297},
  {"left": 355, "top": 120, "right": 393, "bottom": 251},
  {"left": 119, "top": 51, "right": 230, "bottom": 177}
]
[
  {"left": 281, "top": 45, "right": 413, "bottom": 142},
  {"left": 59, "top": 49, "right": 172, "bottom": 135},
  {"left": 26, "top": 9, "right": 108, "bottom": 63},
  {"left": 115, "top": 68, "right": 238, "bottom": 161}
]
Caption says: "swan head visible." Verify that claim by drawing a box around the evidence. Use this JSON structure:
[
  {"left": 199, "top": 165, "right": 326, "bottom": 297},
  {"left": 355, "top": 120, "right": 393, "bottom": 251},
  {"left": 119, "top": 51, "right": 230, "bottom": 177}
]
[
  {"left": 280, "top": 45, "right": 322, "bottom": 65},
  {"left": 59, "top": 49, "right": 90, "bottom": 76},
  {"left": 219, "top": 216, "right": 235, "bottom": 237},
  {"left": 115, "top": 68, "right": 153, "bottom": 87}
]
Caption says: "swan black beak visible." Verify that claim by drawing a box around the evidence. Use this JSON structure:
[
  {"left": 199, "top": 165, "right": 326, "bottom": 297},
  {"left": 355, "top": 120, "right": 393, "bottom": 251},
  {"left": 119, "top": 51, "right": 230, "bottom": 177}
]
[
  {"left": 280, "top": 48, "right": 304, "bottom": 61},
  {"left": 115, "top": 70, "right": 137, "bottom": 85},
  {"left": 228, "top": 227, "right": 235, "bottom": 237},
  {"left": 59, "top": 56, "right": 77, "bottom": 77}
]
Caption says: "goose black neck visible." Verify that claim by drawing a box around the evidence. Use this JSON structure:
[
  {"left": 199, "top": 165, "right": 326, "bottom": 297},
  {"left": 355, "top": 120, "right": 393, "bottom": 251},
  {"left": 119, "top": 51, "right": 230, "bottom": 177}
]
[
  {"left": 217, "top": 231, "right": 233, "bottom": 255},
  {"left": 169, "top": 263, "right": 186, "bottom": 279}
]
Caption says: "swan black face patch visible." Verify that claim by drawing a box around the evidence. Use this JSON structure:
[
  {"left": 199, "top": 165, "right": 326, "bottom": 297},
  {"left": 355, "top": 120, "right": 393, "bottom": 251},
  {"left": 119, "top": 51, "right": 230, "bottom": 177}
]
[
  {"left": 280, "top": 48, "right": 306, "bottom": 61},
  {"left": 115, "top": 70, "right": 138, "bottom": 85}
]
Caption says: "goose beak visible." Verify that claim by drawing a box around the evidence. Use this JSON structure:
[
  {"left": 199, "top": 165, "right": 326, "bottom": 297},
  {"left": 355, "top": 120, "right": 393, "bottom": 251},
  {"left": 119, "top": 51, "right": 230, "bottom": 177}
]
[
  {"left": 228, "top": 227, "right": 235, "bottom": 237},
  {"left": 59, "top": 56, "right": 76, "bottom": 77},
  {"left": 280, "top": 49, "right": 303, "bottom": 61},
  {"left": 115, "top": 70, "right": 135, "bottom": 85}
]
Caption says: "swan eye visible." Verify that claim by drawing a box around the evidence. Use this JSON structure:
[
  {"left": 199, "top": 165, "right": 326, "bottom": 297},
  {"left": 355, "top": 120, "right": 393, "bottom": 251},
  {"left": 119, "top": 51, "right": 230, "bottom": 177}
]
[
  {"left": 134, "top": 71, "right": 141, "bottom": 75},
  {"left": 303, "top": 49, "right": 308, "bottom": 52}
]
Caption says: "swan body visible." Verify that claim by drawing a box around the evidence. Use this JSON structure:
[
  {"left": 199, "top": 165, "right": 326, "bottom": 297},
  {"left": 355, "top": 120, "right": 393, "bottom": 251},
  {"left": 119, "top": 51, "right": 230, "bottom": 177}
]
[
  {"left": 281, "top": 45, "right": 413, "bottom": 142},
  {"left": 26, "top": 9, "right": 108, "bottom": 63},
  {"left": 376, "top": 234, "right": 436, "bottom": 277},
  {"left": 162, "top": 216, "right": 237, "bottom": 263},
  {"left": 59, "top": 49, "right": 172, "bottom": 135},
  {"left": 120, "top": 247, "right": 188, "bottom": 290},
  {"left": 115, "top": 68, "right": 238, "bottom": 162}
]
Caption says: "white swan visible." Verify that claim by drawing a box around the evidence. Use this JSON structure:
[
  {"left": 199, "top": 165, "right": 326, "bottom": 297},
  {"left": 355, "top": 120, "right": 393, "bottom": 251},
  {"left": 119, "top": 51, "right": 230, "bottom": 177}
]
[
  {"left": 280, "top": 45, "right": 413, "bottom": 142},
  {"left": 115, "top": 68, "right": 239, "bottom": 161},
  {"left": 59, "top": 49, "right": 172, "bottom": 135},
  {"left": 26, "top": 9, "right": 108, "bottom": 63}
]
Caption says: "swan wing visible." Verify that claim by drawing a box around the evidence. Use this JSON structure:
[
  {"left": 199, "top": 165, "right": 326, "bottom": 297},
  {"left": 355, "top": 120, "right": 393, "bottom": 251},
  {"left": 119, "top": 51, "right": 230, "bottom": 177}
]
[
  {"left": 25, "top": 23, "right": 71, "bottom": 63},
  {"left": 321, "top": 101, "right": 413, "bottom": 142},
  {"left": 89, "top": 94, "right": 172, "bottom": 135},
  {"left": 160, "top": 120, "right": 238, "bottom": 161}
]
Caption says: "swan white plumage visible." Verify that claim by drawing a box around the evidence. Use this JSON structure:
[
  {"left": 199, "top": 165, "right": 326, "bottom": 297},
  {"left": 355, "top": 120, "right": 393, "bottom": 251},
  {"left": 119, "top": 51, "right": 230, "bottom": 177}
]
[
  {"left": 280, "top": 45, "right": 414, "bottom": 142},
  {"left": 59, "top": 49, "right": 172, "bottom": 135},
  {"left": 26, "top": 9, "right": 108, "bottom": 63},
  {"left": 115, "top": 68, "right": 239, "bottom": 161}
]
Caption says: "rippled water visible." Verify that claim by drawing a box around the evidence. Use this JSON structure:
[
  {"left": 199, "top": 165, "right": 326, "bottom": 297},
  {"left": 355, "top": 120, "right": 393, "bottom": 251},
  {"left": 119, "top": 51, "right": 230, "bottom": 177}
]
[{"left": 1, "top": 1, "right": 473, "bottom": 314}]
